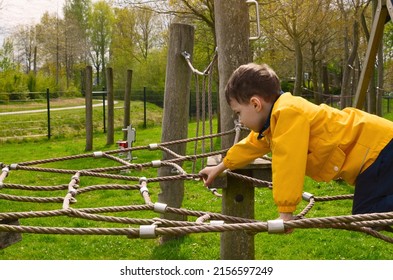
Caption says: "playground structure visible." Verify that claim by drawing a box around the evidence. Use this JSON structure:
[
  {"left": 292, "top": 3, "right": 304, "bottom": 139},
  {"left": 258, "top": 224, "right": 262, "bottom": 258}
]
[
  {"left": 2, "top": 0, "right": 393, "bottom": 260},
  {"left": 1, "top": 130, "right": 393, "bottom": 253}
]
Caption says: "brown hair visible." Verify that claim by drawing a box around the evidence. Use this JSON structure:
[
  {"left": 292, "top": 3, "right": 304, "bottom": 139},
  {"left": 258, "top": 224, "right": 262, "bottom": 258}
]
[{"left": 224, "top": 63, "right": 281, "bottom": 104}]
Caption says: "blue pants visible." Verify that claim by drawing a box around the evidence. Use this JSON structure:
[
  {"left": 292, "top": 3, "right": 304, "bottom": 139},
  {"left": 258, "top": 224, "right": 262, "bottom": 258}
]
[{"left": 353, "top": 139, "right": 393, "bottom": 214}]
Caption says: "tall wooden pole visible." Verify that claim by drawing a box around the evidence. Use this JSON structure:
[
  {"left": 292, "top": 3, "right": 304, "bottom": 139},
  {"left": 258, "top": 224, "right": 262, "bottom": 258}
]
[
  {"left": 215, "top": 0, "right": 251, "bottom": 149},
  {"left": 106, "top": 67, "right": 114, "bottom": 145},
  {"left": 123, "top": 70, "right": 133, "bottom": 140},
  {"left": 214, "top": 0, "right": 253, "bottom": 259},
  {"left": 85, "top": 66, "right": 93, "bottom": 151},
  {"left": 158, "top": 23, "right": 194, "bottom": 243}
]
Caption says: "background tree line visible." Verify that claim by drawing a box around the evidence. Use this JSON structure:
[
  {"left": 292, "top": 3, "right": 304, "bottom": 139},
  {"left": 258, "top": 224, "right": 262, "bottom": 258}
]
[
  {"left": 0, "top": 0, "right": 169, "bottom": 97},
  {"left": 1, "top": 0, "right": 393, "bottom": 115}
]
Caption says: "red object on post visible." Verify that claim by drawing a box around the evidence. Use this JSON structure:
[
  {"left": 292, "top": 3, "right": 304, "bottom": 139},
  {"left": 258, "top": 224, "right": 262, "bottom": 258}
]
[{"left": 117, "top": 141, "right": 128, "bottom": 149}]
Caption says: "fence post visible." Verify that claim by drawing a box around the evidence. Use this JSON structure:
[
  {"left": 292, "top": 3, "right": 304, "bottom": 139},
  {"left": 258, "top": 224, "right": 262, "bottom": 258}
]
[
  {"left": 123, "top": 70, "right": 133, "bottom": 140},
  {"left": 143, "top": 87, "right": 147, "bottom": 128},
  {"left": 102, "top": 87, "right": 106, "bottom": 133},
  {"left": 46, "top": 88, "right": 51, "bottom": 139},
  {"left": 85, "top": 66, "right": 93, "bottom": 151},
  {"left": 106, "top": 67, "right": 114, "bottom": 145}
]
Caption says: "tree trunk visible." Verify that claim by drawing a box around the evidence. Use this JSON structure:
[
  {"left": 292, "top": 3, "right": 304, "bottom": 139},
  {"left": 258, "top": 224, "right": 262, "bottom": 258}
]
[
  {"left": 376, "top": 42, "right": 384, "bottom": 116},
  {"left": 322, "top": 63, "right": 330, "bottom": 99},
  {"left": 341, "top": 20, "right": 359, "bottom": 109},
  {"left": 311, "top": 42, "right": 322, "bottom": 104},
  {"left": 293, "top": 39, "right": 303, "bottom": 96}
]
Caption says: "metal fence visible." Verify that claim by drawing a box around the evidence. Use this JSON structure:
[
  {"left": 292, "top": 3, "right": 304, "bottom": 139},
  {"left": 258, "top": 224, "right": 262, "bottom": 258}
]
[{"left": 0, "top": 88, "right": 218, "bottom": 141}]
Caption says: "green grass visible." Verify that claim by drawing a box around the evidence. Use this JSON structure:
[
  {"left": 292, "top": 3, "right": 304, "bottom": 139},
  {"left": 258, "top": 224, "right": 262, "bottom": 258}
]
[
  {"left": 0, "top": 123, "right": 224, "bottom": 260},
  {"left": 1, "top": 103, "right": 393, "bottom": 260},
  {"left": 0, "top": 97, "right": 163, "bottom": 140}
]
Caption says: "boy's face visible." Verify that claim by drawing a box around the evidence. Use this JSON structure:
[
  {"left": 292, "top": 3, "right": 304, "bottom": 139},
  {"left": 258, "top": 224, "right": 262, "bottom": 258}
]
[{"left": 229, "top": 96, "right": 272, "bottom": 133}]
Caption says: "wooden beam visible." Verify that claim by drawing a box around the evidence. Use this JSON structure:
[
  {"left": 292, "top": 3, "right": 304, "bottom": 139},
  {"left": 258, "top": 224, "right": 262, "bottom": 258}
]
[{"left": 353, "top": 0, "right": 388, "bottom": 109}]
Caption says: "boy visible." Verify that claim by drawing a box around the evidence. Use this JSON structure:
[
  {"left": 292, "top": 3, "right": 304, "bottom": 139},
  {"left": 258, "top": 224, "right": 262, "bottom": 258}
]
[{"left": 199, "top": 63, "right": 393, "bottom": 222}]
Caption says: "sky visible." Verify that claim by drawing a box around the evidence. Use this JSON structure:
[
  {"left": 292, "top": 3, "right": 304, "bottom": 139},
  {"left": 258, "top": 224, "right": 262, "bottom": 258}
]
[{"left": 0, "top": 0, "right": 66, "bottom": 43}]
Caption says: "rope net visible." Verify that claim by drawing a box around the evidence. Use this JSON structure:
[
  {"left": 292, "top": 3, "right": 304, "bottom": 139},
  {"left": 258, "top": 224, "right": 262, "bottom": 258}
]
[{"left": 1, "top": 129, "right": 393, "bottom": 247}]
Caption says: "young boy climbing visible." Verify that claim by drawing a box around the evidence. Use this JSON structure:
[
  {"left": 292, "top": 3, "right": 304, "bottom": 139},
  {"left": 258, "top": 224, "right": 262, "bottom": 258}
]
[{"left": 199, "top": 63, "right": 393, "bottom": 222}]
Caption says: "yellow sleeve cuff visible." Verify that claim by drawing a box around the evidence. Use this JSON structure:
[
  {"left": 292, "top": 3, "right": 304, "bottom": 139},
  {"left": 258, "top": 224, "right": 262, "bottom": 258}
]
[{"left": 277, "top": 205, "right": 297, "bottom": 213}]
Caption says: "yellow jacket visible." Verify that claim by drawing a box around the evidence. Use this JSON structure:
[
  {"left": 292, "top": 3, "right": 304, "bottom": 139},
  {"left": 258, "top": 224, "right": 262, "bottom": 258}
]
[{"left": 223, "top": 92, "right": 393, "bottom": 213}]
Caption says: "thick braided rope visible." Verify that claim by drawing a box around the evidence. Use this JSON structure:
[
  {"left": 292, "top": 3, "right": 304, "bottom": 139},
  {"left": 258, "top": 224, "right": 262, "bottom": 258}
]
[
  {"left": 1, "top": 129, "right": 393, "bottom": 243},
  {"left": 1, "top": 212, "right": 393, "bottom": 243},
  {"left": 226, "top": 171, "right": 272, "bottom": 188}
]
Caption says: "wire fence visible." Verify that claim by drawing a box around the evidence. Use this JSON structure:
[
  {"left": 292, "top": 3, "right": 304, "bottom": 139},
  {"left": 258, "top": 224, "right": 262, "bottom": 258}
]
[
  {"left": 2, "top": 87, "right": 393, "bottom": 142},
  {"left": 0, "top": 89, "right": 218, "bottom": 141}
]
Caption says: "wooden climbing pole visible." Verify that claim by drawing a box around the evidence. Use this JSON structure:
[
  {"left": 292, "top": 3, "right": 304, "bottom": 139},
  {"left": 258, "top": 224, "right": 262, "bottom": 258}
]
[
  {"left": 158, "top": 23, "right": 195, "bottom": 242},
  {"left": 214, "top": 0, "right": 251, "bottom": 150},
  {"left": 214, "top": 0, "right": 261, "bottom": 260}
]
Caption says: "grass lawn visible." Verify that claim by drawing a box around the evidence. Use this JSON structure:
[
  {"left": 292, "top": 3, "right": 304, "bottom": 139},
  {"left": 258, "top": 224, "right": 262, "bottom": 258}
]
[{"left": 1, "top": 102, "right": 393, "bottom": 260}]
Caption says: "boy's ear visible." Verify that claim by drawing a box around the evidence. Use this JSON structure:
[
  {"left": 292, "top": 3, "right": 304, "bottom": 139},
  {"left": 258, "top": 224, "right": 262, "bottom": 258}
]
[{"left": 250, "top": 96, "right": 263, "bottom": 111}]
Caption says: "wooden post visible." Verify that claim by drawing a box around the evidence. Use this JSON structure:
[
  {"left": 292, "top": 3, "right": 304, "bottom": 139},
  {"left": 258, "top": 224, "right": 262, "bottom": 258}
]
[
  {"left": 214, "top": 0, "right": 251, "bottom": 149},
  {"left": 46, "top": 88, "right": 51, "bottom": 140},
  {"left": 208, "top": 156, "right": 272, "bottom": 260},
  {"left": 353, "top": 0, "right": 388, "bottom": 109},
  {"left": 222, "top": 168, "right": 255, "bottom": 259},
  {"left": 106, "top": 67, "right": 114, "bottom": 145},
  {"left": 85, "top": 66, "right": 93, "bottom": 151},
  {"left": 0, "top": 219, "right": 22, "bottom": 249},
  {"left": 214, "top": 0, "right": 258, "bottom": 260},
  {"left": 158, "top": 23, "right": 194, "bottom": 243},
  {"left": 123, "top": 70, "right": 132, "bottom": 140}
]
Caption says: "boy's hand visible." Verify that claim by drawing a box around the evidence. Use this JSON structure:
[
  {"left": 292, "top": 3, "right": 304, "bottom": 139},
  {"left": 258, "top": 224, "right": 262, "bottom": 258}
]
[
  {"left": 279, "top": 212, "right": 293, "bottom": 221},
  {"left": 198, "top": 162, "right": 227, "bottom": 187},
  {"left": 278, "top": 212, "right": 294, "bottom": 234}
]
